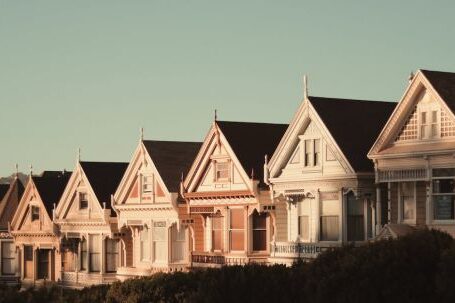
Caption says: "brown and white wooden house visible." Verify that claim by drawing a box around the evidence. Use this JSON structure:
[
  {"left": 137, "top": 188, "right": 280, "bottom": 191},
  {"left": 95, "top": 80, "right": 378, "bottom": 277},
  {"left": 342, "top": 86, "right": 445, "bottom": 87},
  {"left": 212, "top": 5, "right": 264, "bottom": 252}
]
[
  {"left": 369, "top": 69, "right": 455, "bottom": 238},
  {"left": 182, "top": 121, "right": 288, "bottom": 267},
  {"left": 0, "top": 175, "right": 24, "bottom": 284},
  {"left": 266, "top": 95, "right": 395, "bottom": 264},
  {"left": 54, "top": 161, "right": 128, "bottom": 286},
  {"left": 112, "top": 139, "right": 202, "bottom": 278},
  {"left": 10, "top": 171, "right": 71, "bottom": 286}
]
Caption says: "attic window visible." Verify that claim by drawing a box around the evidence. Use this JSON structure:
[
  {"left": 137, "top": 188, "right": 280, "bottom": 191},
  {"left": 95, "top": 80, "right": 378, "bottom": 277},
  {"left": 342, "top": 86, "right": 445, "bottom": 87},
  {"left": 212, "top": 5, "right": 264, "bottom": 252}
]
[
  {"left": 79, "top": 192, "right": 88, "bottom": 209},
  {"left": 31, "top": 206, "right": 39, "bottom": 221},
  {"left": 215, "top": 161, "right": 230, "bottom": 182},
  {"left": 420, "top": 110, "right": 439, "bottom": 139},
  {"left": 142, "top": 175, "right": 154, "bottom": 194}
]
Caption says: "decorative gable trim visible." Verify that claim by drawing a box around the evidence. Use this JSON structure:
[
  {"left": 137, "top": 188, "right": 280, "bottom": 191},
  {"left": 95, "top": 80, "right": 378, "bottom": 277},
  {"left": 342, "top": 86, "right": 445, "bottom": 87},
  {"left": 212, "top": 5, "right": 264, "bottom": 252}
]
[
  {"left": 183, "top": 122, "right": 254, "bottom": 194},
  {"left": 369, "top": 70, "right": 455, "bottom": 157}
]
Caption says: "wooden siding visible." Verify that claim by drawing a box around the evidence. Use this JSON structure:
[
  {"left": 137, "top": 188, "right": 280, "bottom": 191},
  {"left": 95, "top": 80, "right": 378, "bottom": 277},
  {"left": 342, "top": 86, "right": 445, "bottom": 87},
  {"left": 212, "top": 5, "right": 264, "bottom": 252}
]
[{"left": 274, "top": 201, "right": 287, "bottom": 242}]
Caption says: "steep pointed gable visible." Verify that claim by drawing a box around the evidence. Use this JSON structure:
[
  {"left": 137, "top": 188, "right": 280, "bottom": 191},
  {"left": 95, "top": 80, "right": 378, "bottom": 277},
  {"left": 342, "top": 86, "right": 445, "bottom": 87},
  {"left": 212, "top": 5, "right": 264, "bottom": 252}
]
[
  {"left": 33, "top": 171, "right": 72, "bottom": 217},
  {"left": 309, "top": 96, "right": 396, "bottom": 172},
  {"left": 79, "top": 161, "right": 128, "bottom": 211},
  {"left": 216, "top": 121, "right": 288, "bottom": 185},
  {"left": 142, "top": 140, "right": 202, "bottom": 193}
]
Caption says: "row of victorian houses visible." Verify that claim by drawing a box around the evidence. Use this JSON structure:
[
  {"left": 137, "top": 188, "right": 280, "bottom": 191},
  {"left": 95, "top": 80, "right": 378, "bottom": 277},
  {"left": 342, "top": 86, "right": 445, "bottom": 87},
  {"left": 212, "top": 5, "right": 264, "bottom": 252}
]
[{"left": 1, "top": 69, "right": 455, "bottom": 287}]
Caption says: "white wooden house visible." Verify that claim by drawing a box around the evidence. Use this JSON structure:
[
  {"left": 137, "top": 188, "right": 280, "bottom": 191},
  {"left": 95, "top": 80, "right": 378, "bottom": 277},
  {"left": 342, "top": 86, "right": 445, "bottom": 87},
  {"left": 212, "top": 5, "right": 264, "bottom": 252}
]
[
  {"left": 112, "top": 139, "right": 201, "bottom": 279},
  {"left": 54, "top": 161, "right": 128, "bottom": 287},
  {"left": 266, "top": 95, "right": 395, "bottom": 264},
  {"left": 369, "top": 69, "right": 455, "bottom": 238},
  {"left": 10, "top": 171, "right": 70, "bottom": 286}
]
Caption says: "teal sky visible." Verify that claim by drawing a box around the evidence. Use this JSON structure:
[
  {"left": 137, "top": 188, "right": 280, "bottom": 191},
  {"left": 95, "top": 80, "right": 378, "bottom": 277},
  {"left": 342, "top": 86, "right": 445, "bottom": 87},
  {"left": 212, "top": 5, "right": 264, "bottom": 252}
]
[{"left": 1, "top": 1, "right": 455, "bottom": 175}]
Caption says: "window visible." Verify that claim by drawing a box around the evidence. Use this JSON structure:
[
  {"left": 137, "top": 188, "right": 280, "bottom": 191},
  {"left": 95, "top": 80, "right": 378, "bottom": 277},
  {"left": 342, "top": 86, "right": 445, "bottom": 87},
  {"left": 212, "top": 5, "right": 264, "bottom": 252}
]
[
  {"left": 1, "top": 242, "right": 15, "bottom": 275},
  {"left": 172, "top": 226, "right": 186, "bottom": 262},
  {"left": 421, "top": 110, "right": 439, "bottom": 139},
  {"left": 37, "top": 249, "right": 49, "bottom": 279},
  {"left": 433, "top": 168, "right": 455, "bottom": 220},
  {"left": 89, "top": 235, "right": 101, "bottom": 272},
  {"left": 79, "top": 192, "right": 88, "bottom": 209},
  {"left": 211, "top": 215, "right": 223, "bottom": 251},
  {"left": 153, "top": 222, "right": 166, "bottom": 262},
  {"left": 253, "top": 212, "right": 267, "bottom": 251},
  {"left": 24, "top": 246, "right": 33, "bottom": 279},
  {"left": 80, "top": 239, "right": 87, "bottom": 270},
  {"left": 105, "top": 238, "right": 118, "bottom": 272},
  {"left": 320, "top": 199, "right": 339, "bottom": 241},
  {"left": 298, "top": 216, "right": 309, "bottom": 241},
  {"left": 61, "top": 239, "right": 77, "bottom": 272},
  {"left": 347, "top": 193, "right": 364, "bottom": 241},
  {"left": 142, "top": 175, "right": 153, "bottom": 194},
  {"left": 229, "top": 209, "right": 244, "bottom": 251},
  {"left": 304, "top": 139, "right": 321, "bottom": 167},
  {"left": 140, "top": 226, "right": 150, "bottom": 261},
  {"left": 31, "top": 206, "right": 39, "bottom": 221},
  {"left": 400, "top": 182, "right": 415, "bottom": 221},
  {"left": 215, "top": 161, "right": 230, "bottom": 182},
  {"left": 304, "top": 140, "right": 312, "bottom": 166}
]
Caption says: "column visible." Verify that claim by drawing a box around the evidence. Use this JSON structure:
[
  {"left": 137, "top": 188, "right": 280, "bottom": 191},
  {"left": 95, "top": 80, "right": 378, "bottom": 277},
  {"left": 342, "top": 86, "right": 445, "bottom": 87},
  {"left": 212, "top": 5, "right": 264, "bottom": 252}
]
[
  {"left": 315, "top": 191, "right": 320, "bottom": 242},
  {"left": 376, "top": 185, "right": 382, "bottom": 235},
  {"left": 387, "top": 182, "right": 391, "bottom": 223},
  {"left": 426, "top": 181, "right": 431, "bottom": 225},
  {"left": 20, "top": 245, "right": 24, "bottom": 280},
  {"left": 340, "top": 190, "right": 346, "bottom": 243},
  {"left": 244, "top": 206, "right": 248, "bottom": 254},
  {"left": 224, "top": 207, "right": 229, "bottom": 253},
  {"left": 286, "top": 202, "right": 291, "bottom": 241},
  {"left": 100, "top": 235, "right": 105, "bottom": 275},
  {"left": 166, "top": 225, "right": 171, "bottom": 265},
  {"left": 33, "top": 247, "right": 37, "bottom": 282}
]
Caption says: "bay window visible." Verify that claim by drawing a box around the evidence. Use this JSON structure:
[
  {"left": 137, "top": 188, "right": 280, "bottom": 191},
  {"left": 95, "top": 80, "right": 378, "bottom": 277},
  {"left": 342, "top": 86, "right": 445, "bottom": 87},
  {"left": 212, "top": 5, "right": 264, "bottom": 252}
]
[{"left": 1, "top": 242, "right": 15, "bottom": 275}]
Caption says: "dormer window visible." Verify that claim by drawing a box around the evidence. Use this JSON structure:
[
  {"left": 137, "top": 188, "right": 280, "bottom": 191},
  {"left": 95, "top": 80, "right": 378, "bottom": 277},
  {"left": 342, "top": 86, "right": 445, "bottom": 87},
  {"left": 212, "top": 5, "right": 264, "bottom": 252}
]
[
  {"left": 79, "top": 192, "right": 88, "bottom": 209},
  {"left": 142, "top": 175, "right": 153, "bottom": 195},
  {"left": 215, "top": 161, "right": 230, "bottom": 182},
  {"left": 31, "top": 206, "right": 39, "bottom": 221}
]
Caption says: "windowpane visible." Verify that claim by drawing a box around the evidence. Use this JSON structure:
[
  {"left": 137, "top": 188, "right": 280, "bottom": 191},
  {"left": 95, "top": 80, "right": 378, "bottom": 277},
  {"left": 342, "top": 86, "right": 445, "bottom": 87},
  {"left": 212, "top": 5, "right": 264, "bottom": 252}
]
[
  {"left": 216, "top": 162, "right": 230, "bottom": 181},
  {"left": 433, "top": 179, "right": 455, "bottom": 194},
  {"left": 153, "top": 222, "right": 166, "bottom": 262},
  {"left": 304, "top": 140, "right": 312, "bottom": 166},
  {"left": 230, "top": 209, "right": 244, "bottom": 229},
  {"left": 105, "top": 238, "right": 118, "bottom": 272},
  {"left": 80, "top": 239, "right": 87, "bottom": 270},
  {"left": 2, "top": 242, "right": 15, "bottom": 275},
  {"left": 212, "top": 216, "right": 223, "bottom": 251},
  {"left": 140, "top": 226, "right": 150, "bottom": 261},
  {"left": 79, "top": 193, "right": 88, "bottom": 209},
  {"left": 31, "top": 206, "right": 39, "bottom": 221},
  {"left": 434, "top": 195, "right": 455, "bottom": 220},
  {"left": 347, "top": 193, "right": 364, "bottom": 241},
  {"left": 320, "top": 216, "right": 339, "bottom": 241},
  {"left": 253, "top": 212, "right": 267, "bottom": 251},
  {"left": 314, "top": 139, "right": 320, "bottom": 166},
  {"left": 89, "top": 235, "right": 100, "bottom": 272},
  {"left": 433, "top": 168, "right": 455, "bottom": 177},
  {"left": 298, "top": 215, "right": 309, "bottom": 240}
]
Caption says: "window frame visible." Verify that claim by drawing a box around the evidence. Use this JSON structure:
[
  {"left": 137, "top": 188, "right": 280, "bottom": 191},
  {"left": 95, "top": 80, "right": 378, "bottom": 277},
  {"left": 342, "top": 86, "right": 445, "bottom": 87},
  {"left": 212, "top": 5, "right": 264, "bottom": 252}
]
[
  {"left": 79, "top": 192, "right": 89, "bottom": 210},
  {"left": 214, "top": 160, "right": 230, "bottom": 182},
  {"left": 229, "top": 208, "right": 245, "bottom": 252},
  {"left": 31, "top": 205, "right": 40, "bottom": 222},
  {"left": 432, "top": 168, "right": 455, "bottom": 223}
]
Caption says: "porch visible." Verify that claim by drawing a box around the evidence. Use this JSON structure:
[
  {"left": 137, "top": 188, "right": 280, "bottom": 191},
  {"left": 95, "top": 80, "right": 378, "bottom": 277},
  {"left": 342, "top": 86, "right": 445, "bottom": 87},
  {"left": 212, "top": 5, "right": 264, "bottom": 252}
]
[
  {"left": 191, "top": 251, "right": 268, "bottom": 268},
  {"left": 268, "top": 241, "right": 338, "bottom": 265}
]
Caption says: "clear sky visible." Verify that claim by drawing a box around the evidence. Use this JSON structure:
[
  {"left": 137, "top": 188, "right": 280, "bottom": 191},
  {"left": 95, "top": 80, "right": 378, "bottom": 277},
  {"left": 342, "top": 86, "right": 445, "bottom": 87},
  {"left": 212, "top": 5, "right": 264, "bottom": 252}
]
[{"left": 1, "top": 1, "right": 455, "bottom": 175}]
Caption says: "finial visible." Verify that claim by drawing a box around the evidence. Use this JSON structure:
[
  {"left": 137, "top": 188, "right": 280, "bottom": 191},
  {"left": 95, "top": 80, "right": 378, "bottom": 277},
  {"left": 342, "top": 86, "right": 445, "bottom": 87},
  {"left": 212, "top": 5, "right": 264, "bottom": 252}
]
[
  {"left": 77, "top": 147, "right": 81, "bottom": 162},
  {"left": 140, "top": 127, "right": 144, "bottom": 141},
  {"left": 251, "top": 168, "right": 255, "bottom": 179},
  {"left": 303, "top": 75, "right": 308, "bottom": 99},
  {"left": 15, "top": 164, "right": 18, "bottom": 178},
  {"left": 29, "top": 164, "right": 33, "bottom": 176},
  {"left": 408, "top": 72, "right": 415, "bottom": 83},
  {"left": 264, "top": 154, "right": 268, "bottom": 165},
  {"left": 181, "top": 172, "right": 184, "bottom": 182},
  {"left": 214, "top": 109, "right": 218, "bottom": 121}
]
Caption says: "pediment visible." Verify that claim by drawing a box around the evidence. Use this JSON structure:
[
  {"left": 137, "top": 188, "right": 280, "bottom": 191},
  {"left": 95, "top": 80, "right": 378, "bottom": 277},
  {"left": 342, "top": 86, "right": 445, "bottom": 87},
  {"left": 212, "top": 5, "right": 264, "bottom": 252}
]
[
  {"left": 370, "top": 71, "right": 455, "bottom": 156},
  {"left": 114, "top": 142, "right": 171, "bottom": 206},
  {"left": 12, "top": 181, "right": 53, "bottom": 233},
  {"left": 185, "top": 124, "right": 253, "bottom": 194}
]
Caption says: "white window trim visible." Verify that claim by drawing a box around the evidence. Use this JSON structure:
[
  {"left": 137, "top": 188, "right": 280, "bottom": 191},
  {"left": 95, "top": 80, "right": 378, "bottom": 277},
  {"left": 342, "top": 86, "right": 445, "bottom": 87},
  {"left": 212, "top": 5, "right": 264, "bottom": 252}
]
[{"left": 431, "top": 170, "right": 455, "bottom": 223}]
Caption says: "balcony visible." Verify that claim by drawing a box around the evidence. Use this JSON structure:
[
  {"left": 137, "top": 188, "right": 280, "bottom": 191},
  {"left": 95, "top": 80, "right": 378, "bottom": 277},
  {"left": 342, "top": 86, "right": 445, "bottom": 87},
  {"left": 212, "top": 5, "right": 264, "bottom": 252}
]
[{"left": 269, "top": 242, "right": 336, "bottom": 263}]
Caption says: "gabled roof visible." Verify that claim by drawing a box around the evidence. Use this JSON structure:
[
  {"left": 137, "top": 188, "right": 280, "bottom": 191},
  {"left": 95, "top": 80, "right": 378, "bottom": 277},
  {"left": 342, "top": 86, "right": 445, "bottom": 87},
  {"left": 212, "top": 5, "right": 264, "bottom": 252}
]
[
  {"left": 309, "top": 96, "right": 396, "bottom": 172},
  {"left": 32, "top": 171, "right": 72, "bottom": 216},
  {"left": 216, "top": 121, "right": 288, "bottom": 185},
  {"left": 421, "top": 69, "right": 455, "bottom": 114},
  {"left": 143, "top": 140, "right": 202, "bottom": 192},
  {"left": 0, "top": 184, "right": 9, "bottom": 201},
  {"left": 79, "top": 162, "right": 128, "bottom": 208}
]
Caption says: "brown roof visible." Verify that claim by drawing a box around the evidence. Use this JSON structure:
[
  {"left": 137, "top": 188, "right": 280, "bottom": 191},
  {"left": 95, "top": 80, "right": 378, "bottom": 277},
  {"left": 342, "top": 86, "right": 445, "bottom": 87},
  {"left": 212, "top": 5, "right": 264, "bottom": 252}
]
[
  {"left": 143, "top": 140, "right": 202, "bottom": 192},
  {"left": 32, "top": 171, "right": 72, "bottom": 217},
  {"left": 309, "top": 96, "right": 396, "bottom": 172},
  {"left": 0, "top": 184, "right": 9, "bottom": 201},
  {"left": 216, "top": 121, "right": 288, "bottom": 186},
  {"left": 80, "top": 162, "right": 128, "bottom": 214},
  {"left": 421, "top": 69, "right": 455, "bottom": 114}
]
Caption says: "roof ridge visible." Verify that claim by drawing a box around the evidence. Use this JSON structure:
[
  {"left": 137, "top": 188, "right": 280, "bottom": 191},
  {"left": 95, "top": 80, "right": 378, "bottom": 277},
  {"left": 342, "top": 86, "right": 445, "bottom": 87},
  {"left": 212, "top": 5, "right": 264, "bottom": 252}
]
[
  {"left": 308, "top": 95, "right": 394, "bottom": 104},
  {"left": 216, "top": 120, "right": 287, "bottom": 126}
]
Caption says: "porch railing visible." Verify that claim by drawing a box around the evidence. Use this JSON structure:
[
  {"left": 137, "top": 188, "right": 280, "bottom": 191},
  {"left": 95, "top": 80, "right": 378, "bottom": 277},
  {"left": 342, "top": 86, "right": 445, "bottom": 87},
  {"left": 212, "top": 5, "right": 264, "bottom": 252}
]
[
  {"left": 269, "top": 242, "right": 332, "bottom": 259},
  {"left": 191, "top": 253, "right": 225, "bottom": 265}
]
